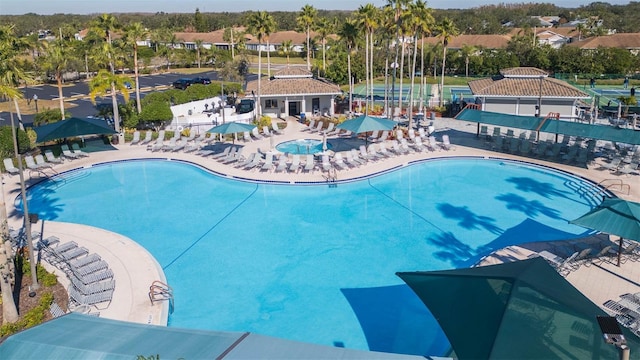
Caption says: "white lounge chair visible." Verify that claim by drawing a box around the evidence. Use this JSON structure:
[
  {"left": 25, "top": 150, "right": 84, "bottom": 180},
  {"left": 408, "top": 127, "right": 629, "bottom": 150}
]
[
  {"left": 271, "top": 122, "right": 284, "bottom": 135},
  {"left": 302, "top": 119, "right": 316, "bottom": 132},
  {"left": 375, "top": 130, "right": 389, "bottom": 142},
  {"left": 184, "top": 131, "right": 196, "bottom": 143},
  {"left": 303, "top": 154, "right": 315, "bottom": 172},
  {"left": 602, "top": 157, "right": 622, "bottom": 171},
  {"left": 332, "top": 153, "right": 348, "bottom": 170},
  {"left": 236, "top": 153, "right": 257, "bottom": 168},
  {"left": 367, "top": 145, "right": 385, "bottom": 160},
  {"left": 130, "top": 131, "right": 141, "bottom": 145},
  {"left": 243, "top": 154, "right": 262, "bottom": 170},
  {"left": 400, "top": 139, "right": 413, "bottom": 153},
  {"left": 211, "top": 146, "right": 232, "bottom": 159},
  {"left": 367, "top": 130, "right": 380, "bottom": 142},
  {"left": 45, "top": 150, "right": 63, "bottom": 164},
  {"left": 262, "top": 126, "right": 272, "bottom": 137},
  {"left": 344, "top": 151, "right": 361, "bottom": 167},
  {"left": 3, "top": 158, "right": 19, "bottom": 175},
  {"left": 243, "top": 131, "right": 252, "bottom": 142},
  {"left": 309, "top": 121, "right": 323, "bottom": 133},
  {"left": 24, "top": 155, "right": 41, "bottom": 170},
  {"left": 378, "top": 143, "right": 394, "bottom": 157},
  {"left": 408, "top": 129, "right": 417, "bottom": 143},
  {"left": 139, "top": 130, "right": 153, "bottom": 145},
  {"left": 251, "top": 127, "right": 264, "bottom": 140},
  {"left": 71, "top": 144, "right": 89, "bottom": 157},
  {"left": 161, "top": 138, "right": 178, "bottom": 152},
  {"left": 412, "top": 137, "right": 426, "bottom": 152},
  {"left": 35, "top": 154, "right": 54, "bottom": 168},
  {"left": 261, "top": 153, "right": 274, "bottom": 171},
  {"left": 275, "top": 154, "right": 288, "bottom": 172},
  {"left": 288, "top": 154, "right": 301, "bottom": 172},
  {"left": 427, "top": 136, "right": 438, "bottom": 152},
  {"left": 441, "top": 135, "right": 453, "bottom": 150},
  {"left": 323, "top": 122, "right": 335, "bottom": 135},
  {"left": 62, "top": 146, "right": 81, "bottom": 159}
]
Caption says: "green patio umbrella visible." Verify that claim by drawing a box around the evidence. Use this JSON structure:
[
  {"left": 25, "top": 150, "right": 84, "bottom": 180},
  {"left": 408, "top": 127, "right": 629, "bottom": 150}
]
[
  {"left": 336, "top": 115, "right": 397, "bottom": 145},
  {"left": 397, "top": 258, "right": 639, "bottom": 360},
  {"left": 570, "top": 198, "right": 640, "bottom": 266},
  {"left": 207, "top": 122, "right": 256, "bottom": 143},
  {"left": 34, "top": 117, "right": 116, "bottom": 143}
]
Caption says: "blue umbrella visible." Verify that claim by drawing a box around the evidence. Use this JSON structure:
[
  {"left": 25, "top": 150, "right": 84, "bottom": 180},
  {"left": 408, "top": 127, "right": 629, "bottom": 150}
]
[{"left": 207, "top": 122, "right": 256, "bottom": 143}]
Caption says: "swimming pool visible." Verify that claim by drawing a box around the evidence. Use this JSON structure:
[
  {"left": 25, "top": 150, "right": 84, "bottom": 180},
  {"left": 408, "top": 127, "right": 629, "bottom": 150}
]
[
  {"left": 23, "top": 158, "right": 602, "bottom": 356},
  {"left": 276, "top": 139, "right": 330, "bottom": 154}
]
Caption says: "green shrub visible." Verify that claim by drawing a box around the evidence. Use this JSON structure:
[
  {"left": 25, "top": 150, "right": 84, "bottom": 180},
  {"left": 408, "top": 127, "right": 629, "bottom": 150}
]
[
  {"left": 0, "top": 291, "right": 54, "bottom": 336},
  {"left": 0, "top": 126, "right": 31, "bottom": 156}
]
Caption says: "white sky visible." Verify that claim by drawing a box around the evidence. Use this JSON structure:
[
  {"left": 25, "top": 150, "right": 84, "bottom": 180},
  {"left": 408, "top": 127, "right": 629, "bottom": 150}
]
[{"left": 0, "top": 0, "right": 632, "bottom": 15}]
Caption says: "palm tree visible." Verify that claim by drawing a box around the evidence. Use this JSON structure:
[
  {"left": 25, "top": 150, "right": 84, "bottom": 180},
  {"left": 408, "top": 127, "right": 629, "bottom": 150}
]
[
  {"left": 297, "top": 4, "right": 317, "bottom": 71},
  {"left": 280, "top": 39, "right": 294, "bottom": 65},
  {"left": 89, "top": 69, "right": 131, "bottom": 118},
  {"left": 262, "top": 14, "right": 277, "bottom": 78},
  {"left": 356, "top": 4, "right": 378, "bottom": 115},
  {"left": 91, "top": 14, "right": 125, "bottom": 139},
  {"left": 338, "top": 19, "right": 358, "bottom": 117},
  {"left": 123, "top": 22, "right": 148, "bottom": 114},
  {"left": 459, "top": 44, "right": 476, "bottom": 78},
  {"left": 0, "top": 25, "right": 36, "bottom": 323},
  {"left": 435, "top": 17, "right": 459, "bottom": 107},
  {"left": 247, "top": 11, "right": 272, "bottom": 117},
  {"left": 223, "top": 26, "right": 241, "bottom": 59},
  {"left": 194, "top": 39, "right": 204, "bottom": 68},
  {"left": 315, "top": 17, "right": 332, "bottom": 73},
  {"left": 407, "top": 0, "right": 433, "bottom": 123},
  {"left": 39, "top": 39, "right": 74, "bottom": 120}
]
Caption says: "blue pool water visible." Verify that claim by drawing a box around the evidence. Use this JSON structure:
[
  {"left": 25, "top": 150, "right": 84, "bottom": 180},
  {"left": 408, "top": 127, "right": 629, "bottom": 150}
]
[
  {"left": 276, "top": 139, "right": 330, "bottom": 154},
  {"left": 23, "top": 158, "right": 601, "bottom": 356}
]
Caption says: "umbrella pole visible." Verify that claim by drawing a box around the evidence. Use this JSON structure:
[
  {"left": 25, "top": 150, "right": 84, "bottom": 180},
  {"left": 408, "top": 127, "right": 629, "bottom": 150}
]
[{"left": 617, "top": 237, "right": 623, "bottom": 267}]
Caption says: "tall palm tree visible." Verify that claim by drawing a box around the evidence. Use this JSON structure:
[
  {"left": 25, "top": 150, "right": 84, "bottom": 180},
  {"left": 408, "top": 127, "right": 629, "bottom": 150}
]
[
  {"left": 194, "top": 39, "right": 204, "bottom": 68},
  {"left": 39, "top": 39, "right": 74, "bottom": 120},
  {"left": 407, "top": 0, "right": 433, "bottom": 123},
  {"left": 338, "top": 19, "right": 358, "bottom": 117},
  {"left": 315, "top": 17, "right": 332, "bottom": 73},
  {"left": 435, "top": 17, "right": 459, "bottom": 107},
  {"left": 459, "top": 44, "right": 476, "bottom": 78},
  {"left": 297, "top": 4, "right": 317, "bottom": 71},
  {"left": 89, "top": 69, "right": 131, "bottom": 117},
  {"left": 0, "top": 24, "right": 28, "bottom": 324},
  {"left": 263, "top": 14, "right": 277, "bottom": 78},
  {"left": 280, "top": 39, "right": 294, "bottom": 65},
  {"left": 91, "top": 14, "right": 125, "bottom": 138},
  {"left": 247, "top": 11, "right": 272, "bottom": 117},
  {"left": 123, "top": 22, "right": 148, "bottom": 114},
  {"left": 386, "top": 0, "right": 411, "bottom": 117},
  {"left": 356, "top": 4, "right": 378, "bottom": 114}
]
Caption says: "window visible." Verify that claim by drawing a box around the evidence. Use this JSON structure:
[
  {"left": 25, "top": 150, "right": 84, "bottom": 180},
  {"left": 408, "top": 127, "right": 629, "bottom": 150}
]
[{"left": 265, "top": 99, "right": 278, "bottom": 109}]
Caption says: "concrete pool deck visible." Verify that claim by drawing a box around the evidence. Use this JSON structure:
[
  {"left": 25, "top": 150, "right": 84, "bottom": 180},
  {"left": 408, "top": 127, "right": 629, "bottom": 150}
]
[{"left": 2, "top": 115, "right": 638, "bottom": 328}]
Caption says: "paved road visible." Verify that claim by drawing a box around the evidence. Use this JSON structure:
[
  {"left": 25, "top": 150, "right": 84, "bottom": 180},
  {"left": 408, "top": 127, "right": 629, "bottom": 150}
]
[{"left": 18, "top": 70, "right": 252, "bottom": 126}]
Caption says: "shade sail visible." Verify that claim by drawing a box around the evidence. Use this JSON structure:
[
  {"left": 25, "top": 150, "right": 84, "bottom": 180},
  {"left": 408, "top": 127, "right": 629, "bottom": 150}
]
[
  {"left": 207, "top": 121, "right": 256, "bottom": 134},
  {"left": 336, "top": 115, "right": 397, "bottom": 134},
  {"left": 0, "top": 313, "right": 424, "bottom": 360},
  {"left": 455, "top": 108, "right": 640, "bottom": 145},
  {"left": 539, "top": 119, "right": 640, "bottom": 145},
  {"left": 397, "top": 258, "right": 639, "bottom": 359},
  {"left": 34, "top": 117, "right": 116, "bottom": 143},
  {"left": 455, "top": 108, "right": 542, "bottom": 131},
  {"left": 570, "top": 198, "right": 640, "bottom": 242}
]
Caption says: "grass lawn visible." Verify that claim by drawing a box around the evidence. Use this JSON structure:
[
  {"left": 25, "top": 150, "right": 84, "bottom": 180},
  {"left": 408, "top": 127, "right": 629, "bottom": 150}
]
[{"left": 0, "top": 98, "right": 77, "bottom": 115}]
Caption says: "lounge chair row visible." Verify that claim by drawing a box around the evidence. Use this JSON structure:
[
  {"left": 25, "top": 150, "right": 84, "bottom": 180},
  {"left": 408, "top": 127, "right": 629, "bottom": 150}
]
[{"left": 603, "top": 294, "right": 640, "bottom": 336}]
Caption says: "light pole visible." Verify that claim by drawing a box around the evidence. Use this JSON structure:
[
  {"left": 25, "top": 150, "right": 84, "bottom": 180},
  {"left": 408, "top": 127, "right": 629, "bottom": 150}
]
[
  {"left": 536, "top": 75, "right": 543, "bottom": 118},
  {"left": 33, "top": 94, "right": 38, "bottom": 113},
  {"left": 9, "top": 111, "right": 39, "bottom": 290}
]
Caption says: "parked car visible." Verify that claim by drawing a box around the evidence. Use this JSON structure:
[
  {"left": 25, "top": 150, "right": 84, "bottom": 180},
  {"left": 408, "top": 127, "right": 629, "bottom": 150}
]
[
  {"left": 172, "top": 78, "right": 193, "bottom": 90},
  {"left": 191, "top": 77, "right": 211, "bottom": 85}
]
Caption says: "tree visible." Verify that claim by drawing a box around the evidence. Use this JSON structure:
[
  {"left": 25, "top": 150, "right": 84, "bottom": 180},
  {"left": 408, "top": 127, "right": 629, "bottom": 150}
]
[
  {"left": 338, "top": 18, "right": 358, "bottom": 117},
  {"left": 297, "top": 4, "right": 317, "bottom": 71},
  {"left": 279, "top": 39, "right": 294, "bottom": 65},
  {"left": 193, "top": 8, "right": 208, "bottom": 32},
  {"left": 407, "top": 0, "right": 433, "bottom": 121},
  {"left": 459, "top": 44, "right": 477, "bottom": 78},
  {"left": 123, "top": 22, "right": 149, "bottom": 114},
  {"left": 0, "top": 24, "right": 33, "bottom": 324},
  {"left": 89, "top": 69, "right": 131, "bottom": 130},
  {"left": 247, "top": 11, "right": 273, "bottom": 117},
  {"left": 435, "top": 17, "right": 459, "bottom": 107},
  {"left": 194, "top": 39, "right": 204, "bottom": 69},
  {"left": 91, "top": 14, "right": 125, "bottom": 139},
  {"left": 39, "top": 39, "right": 75, "bottom": 120},
  {"left": 356, "top": 4, "right": 379, "bottom": 115},
  {"left": 315, "top": 17, "right": 332, "bottom": 73}
]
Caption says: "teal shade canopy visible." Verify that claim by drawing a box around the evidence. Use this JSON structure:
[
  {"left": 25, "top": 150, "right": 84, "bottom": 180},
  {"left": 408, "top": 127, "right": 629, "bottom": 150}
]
[
  {"left": 397, "top": 257, "right": 640, "bottom": 359},
  {"left": 34, "top": 117, "right": 116, "bottom": 143},
  {"left": 570, "top": 198, "right": 640, "bottom": 242},
  {"left": 207, "top": 122, "right": 256, "bottom": 134},
  {"left": 336, "top": 115, "right": 397, "bottom": 134}
]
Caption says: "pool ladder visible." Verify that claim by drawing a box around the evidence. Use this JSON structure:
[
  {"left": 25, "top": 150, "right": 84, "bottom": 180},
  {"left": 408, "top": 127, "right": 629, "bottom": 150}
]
[
  {"left": 326, "top": 167, "right": 338, "bottom": 186},
  {"left": 149, "top": 280, "right": 174, "bottom": 314}
]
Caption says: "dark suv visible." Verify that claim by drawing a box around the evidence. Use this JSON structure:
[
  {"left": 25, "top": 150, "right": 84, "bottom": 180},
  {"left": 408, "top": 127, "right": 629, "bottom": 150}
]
[
  {"left": 172, "top": 78, "right": 193, "bottom": 90},
  {"left": 191, "top": 76, "right": 211, "bottom": 85}
]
